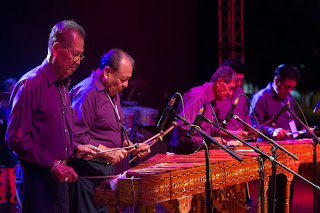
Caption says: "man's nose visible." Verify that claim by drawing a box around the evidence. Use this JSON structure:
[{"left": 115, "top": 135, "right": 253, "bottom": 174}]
[
  {"left": 228, "top": 90, "right": 234, "bottom": 97},
  {"left": 123, "top": 80, "right": 129, "bottom": 88}
]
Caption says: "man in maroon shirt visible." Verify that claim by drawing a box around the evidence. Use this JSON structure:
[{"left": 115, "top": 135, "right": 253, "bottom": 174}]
[
  {"left": 6, "top": 20, "right": 100, "bottom": 213},
  {"left": 170, "top": 66, "right": 244, "bottom": 154},
  {"left": 68, "top": 49, "right": 150, "bottom": 213}
]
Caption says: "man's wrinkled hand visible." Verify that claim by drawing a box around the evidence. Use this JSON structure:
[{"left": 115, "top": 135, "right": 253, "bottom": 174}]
[
  {"left": 272, "top": 128, "right": 289, "bottom": 140},
  {"left": 103, "top": 149, "right": 127, "bottom": 165},
  {"left": 226, "top": 140, "right": 243, "bottom": 147},
  {"left": 131, "top": 143, "right": 151, "bottom": 158},
  {"left": 75, "top": 144, "right": 101, "bottom": 160},
  {"left": 97, "top": 145, "right": 127, "bottom": 165},
  {"left": 232, "top": 130, "right": 249, "bottom": 139},
  {"left": 51, "top": 160, "right": 78, "bottom": 182}
]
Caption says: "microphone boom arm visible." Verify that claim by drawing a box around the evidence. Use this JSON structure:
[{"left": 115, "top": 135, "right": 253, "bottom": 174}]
[
  {"left": 201, "top": 113, "right": 320, "bottom": 191},
  {"left": 170, "top": 108, "right": 243, "bottom": 162},
  {"left": 232, "top": 114, "right": 298, "bottom": 160}
]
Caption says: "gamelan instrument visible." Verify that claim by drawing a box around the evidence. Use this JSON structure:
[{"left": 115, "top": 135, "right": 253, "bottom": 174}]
[
  {"left": 93, "top": 123, "right": 176, "bottom": 165},
  {"left": 94, "top": 138, "right": 320, "bottom": 213}
]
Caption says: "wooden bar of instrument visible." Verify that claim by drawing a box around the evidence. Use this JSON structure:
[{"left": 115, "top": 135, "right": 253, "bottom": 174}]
[{"left": 94, "top": 138, "right": 320, "bottom": 211}]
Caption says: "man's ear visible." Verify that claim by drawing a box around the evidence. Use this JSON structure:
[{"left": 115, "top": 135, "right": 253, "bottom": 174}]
[
  {"left": 52, "top": 42, "right": 60, "bottom": 57},
  {"left": 216, "top": 78, "right": 224, "bottom": 87},
  {"left": 274, "top": 77, "right": 280, "bottom": 86},
  {"left": 103, "top": 66, "right": 111, "bottom": 77}
]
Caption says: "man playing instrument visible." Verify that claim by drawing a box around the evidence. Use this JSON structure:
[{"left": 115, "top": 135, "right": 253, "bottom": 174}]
[
  {"left": 170, "top": 66, "right": 248, "bottom": 154},
  {"left": 6, "top": 20, "right": 100, "bottom": 213},
  {"left": 68, "top": 49, "right": 150, "bottom": 213},
  {"left": 250, "top": 64, "right": 309, "bottom": 213}
]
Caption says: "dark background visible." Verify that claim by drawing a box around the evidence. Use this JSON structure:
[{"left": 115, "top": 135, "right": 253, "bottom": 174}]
[{"left": 1, "top": 0, "right": 320, "bottom": 122}]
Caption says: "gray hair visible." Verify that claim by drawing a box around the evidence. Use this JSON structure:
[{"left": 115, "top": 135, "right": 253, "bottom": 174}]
[
  {"left": 99, "top": 48, "right": 135, "bottom": 71},
  {"left": 210, "top": 66, "right": 237, "bottom": 83},
  {"left": 48, "top": 20, "right": 86, "bottom": 52}
]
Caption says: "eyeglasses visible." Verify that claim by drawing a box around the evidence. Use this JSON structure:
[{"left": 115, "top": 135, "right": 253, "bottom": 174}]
[
  {"left": 282, "top": 84, "right": 296, "bottom": 91},
  {"left": 223, "top": 81, "right": 235, "bottom": 91},
  {"left": 59, "top": 43, "right": 85, "bottom": 62}
]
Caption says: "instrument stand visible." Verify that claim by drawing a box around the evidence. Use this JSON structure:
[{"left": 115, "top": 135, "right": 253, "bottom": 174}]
[
  {"left": 200, "top": 113, "right": 320, "bottom": 209},
  {"left": 233, "top": 113, "right": 320, "bottom": 212},
  {"left": 204, "top": 138, "right": 213, "bottom": 213},
  {"left": 270, "top": 146, "right": 278, "bottom": 213},
  {"left": 194, "top": 139, "right": 215, "bottom": 213},
  {"left": 257, "top": 154, "right": 267, "bottom": 213},
  {"left": 169, "top": 109, "right": 243, "bottom": 213},
  {"left": 287, "top": 109, "right": 320, "bottom": 213},
  {"left": 201, "top": 115, "right": 284, "bottom": 213},
  {"left": 312, "top": 137, "right": 318, "bottom": 213}
]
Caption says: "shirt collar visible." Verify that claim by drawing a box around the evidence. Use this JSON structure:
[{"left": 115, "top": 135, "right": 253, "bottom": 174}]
[
  {"left": 265, "top": 82, "right": 278, "bottom": 99},
  {"left": 203, "top": 82, "right": 215, "bottom": 102},
  {"left": 91, "top": 71, "right": 106, "bottom": 92},
  {"left": 42, "top": 59, "right": 70, "bottom": 87}
]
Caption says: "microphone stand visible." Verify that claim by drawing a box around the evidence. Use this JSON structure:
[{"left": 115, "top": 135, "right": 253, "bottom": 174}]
[
  {"left": 167, "top": 108, "right": 243, "bottom": 213},
  {"left": 232, "top": 113, "right": 320, "bottom": 212},
  {"left": 200, "top": 116, "right": 273, "bottom": 213},
  {"left": 252, "top": 103, "right": 292, "bottom": 213},
  {"left": 260, "top": 102, "right": 291, "bottom": 127},
  {"left": 287, "top": 109, "right": 320, "bottom": 213},
  {"left": 201, "top": 115, "right": 298, "bottom": 213},
  {"left": 257, "top": 102, "right": 291, "bottom": 212}
]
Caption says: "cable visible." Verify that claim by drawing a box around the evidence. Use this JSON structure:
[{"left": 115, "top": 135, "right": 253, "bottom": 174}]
[
  {"left": 176, "top": 92, "right": 186, "bottom": 120},
  {"left": 243, "top": 94, "right": 278, "bottom": 151},
  {"left": 293, "top": 99, "right": 309, "bottom": 127},
  {"left": 292, "top": 99, "right": 313, "bottom": 149},
  {"left": 241, "top": 94, "right": 263, "bottom": 133},
  {"left": 205, "top": 101, "right": 256, "bottom": 157}
]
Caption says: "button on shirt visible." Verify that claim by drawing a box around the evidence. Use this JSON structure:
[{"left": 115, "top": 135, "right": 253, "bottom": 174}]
[
  {"left": 70, "top": 71, "right": 125, "bottom": 149},
  {"left": 6, "top": 59, "right": 74, "bottom": 168}
]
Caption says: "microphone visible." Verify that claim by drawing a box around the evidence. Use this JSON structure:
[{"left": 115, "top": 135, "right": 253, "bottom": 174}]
[
  {"left": 187, "top": 105, "right": 205, "bottom": 138},
  {"left": 157, "top": 93, "right": 178, "bottom": 131},
  {"left": 314, "top": 100, "right": 320, "bottom": 114},
  {"left": 273, "top": 101, "right": 291, "bottom": 121},
  {"left": 222, "top": 96, "right": 240, "bottom": 128}
]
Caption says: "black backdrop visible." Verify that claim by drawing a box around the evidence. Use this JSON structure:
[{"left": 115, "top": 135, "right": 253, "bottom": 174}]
[{"left": 1, "top": 0, "right": 320, "bottom": 110}]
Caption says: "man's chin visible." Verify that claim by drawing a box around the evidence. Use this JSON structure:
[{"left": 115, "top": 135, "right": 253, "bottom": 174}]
[
  {"left": 278, "top": 94, "right": 288, "bottom": 100},
  {"left": 67, "top": 67, "right": 77, "bottom": 76},
  {"left": 217, "top": 96, "right": 227, "bottom": 101}
]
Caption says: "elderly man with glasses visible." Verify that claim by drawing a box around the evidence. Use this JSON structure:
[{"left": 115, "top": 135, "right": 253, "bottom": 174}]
[
  {"left": 68, "top": 48, "right": 150, "bottom": 213},
  {"left": 249, "top": 64, "right": 307, "bottom": 213},
  {"left": 170, "top": 66, "right": 249, "bottom": 155},
  {"left": 249, "top": 64, "right": 303, "bottom": 141},
  {"left": 6, "top": 20, "right": 100, "bottom": 213}
]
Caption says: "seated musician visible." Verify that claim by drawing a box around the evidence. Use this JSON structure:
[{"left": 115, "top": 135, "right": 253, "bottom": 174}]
[
  {"left": 68, "top": 49, "right": 150, "bottom": 213},
  {"left": 249, "top": 64, "right": 307, "bottom": 213},
  {"left": 170, "top": 65, "right": 247, "bottom": 155}
]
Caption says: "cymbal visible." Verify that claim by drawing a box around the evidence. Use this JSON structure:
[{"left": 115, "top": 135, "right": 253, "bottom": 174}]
[{"left": 128, "top": 79, "right": 149, "bottom": 88}]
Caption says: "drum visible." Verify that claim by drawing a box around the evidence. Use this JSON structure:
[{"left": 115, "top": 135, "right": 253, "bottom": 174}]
[
  {"left": 122, "top": 107, "right": 136, "bottom": 130},
  {"left": 0, "top": 167, "right": 17, "bottom": 204},
  {"left": 128, "top": 106, "right": 158, "bottom": 126}
]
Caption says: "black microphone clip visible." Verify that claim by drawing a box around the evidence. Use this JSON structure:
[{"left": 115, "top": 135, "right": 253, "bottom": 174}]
[
  {"left": 157, "top": 93, "right": 178, "bottom": 131},
  {"left": 273, "top": 101, "right": 291, "bottom": 121},
  {"left": 222, "top": 96, "right": 240, "bottom": 128},
  {"left": 187, "top": 105, "right": 205, "bottom": 138}
]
